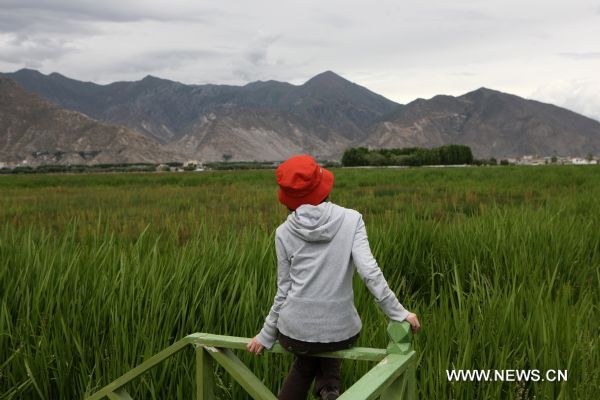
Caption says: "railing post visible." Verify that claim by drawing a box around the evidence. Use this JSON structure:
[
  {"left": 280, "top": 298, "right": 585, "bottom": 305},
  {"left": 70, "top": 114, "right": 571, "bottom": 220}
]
[
  {"left": 386, "top": 321, "right": 412, "bottom": 355},
  {"left": 204, "top": 347, "right": 277, "bottom": 400},
  {"left": 195, "top": 346, "right": 215, "bottom": 400},
  {"left": 406, "top": 360, "right": 417, "bottom": 400},
  {"left": 380, "top": 321, "right": 416, "bottom": 400},
  {"left": 107, "top": 388, "right": 133, "bottom": 400},
  {"left": 88, "top": 329, "right": 418, "bottom": 400},
  {"left": 380, "top": 373, "right": 407, "bottom": 400}
]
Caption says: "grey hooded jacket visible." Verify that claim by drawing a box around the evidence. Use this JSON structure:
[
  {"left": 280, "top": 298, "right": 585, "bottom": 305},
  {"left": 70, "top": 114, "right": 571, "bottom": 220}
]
[{"left": 256, "top": 202, "right": 409, "bottom": 349}]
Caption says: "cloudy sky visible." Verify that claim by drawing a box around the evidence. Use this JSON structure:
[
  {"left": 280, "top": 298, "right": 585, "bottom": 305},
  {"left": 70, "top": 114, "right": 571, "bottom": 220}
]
[{"left": 1, "top": 0, "right": 599, "bottom": 120}]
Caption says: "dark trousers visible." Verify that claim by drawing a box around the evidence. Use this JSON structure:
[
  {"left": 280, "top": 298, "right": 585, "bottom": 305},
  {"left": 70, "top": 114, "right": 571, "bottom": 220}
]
[{"left": 277, "top": 332, "right": 359, "bottom": 400}]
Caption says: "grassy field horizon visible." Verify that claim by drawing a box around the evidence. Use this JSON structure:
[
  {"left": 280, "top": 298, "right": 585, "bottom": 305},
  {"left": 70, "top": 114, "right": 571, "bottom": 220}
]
[{"left": 1, "top": 166, "right": 598, "bottom": 399}]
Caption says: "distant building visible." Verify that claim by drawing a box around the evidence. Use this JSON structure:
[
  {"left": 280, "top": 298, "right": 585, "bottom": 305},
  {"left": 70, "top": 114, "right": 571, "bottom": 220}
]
[
  {"left": 184, "top": 160, "right": 202, "bottom": 167},
  {"left": 571, "top": 157, "right": 593, "bottom": 165}
]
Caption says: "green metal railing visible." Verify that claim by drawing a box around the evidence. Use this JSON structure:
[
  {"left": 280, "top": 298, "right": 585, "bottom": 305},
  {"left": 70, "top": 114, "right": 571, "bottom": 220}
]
[{"left": 86, "top": 321, "right": 417, "bottom": 400}]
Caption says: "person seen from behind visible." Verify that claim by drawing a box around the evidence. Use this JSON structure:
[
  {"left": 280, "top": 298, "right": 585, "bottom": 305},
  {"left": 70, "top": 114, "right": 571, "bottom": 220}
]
[{"left": 247, "top": 155, "right": 420, "bottom": 400}]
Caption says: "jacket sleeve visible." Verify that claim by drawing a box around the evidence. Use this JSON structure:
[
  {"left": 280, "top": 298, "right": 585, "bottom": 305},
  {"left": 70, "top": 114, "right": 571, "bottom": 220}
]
[
  {"left": 352, "top": 215, "right": 410, "bottom": 322},
  {"left": 256, "top": 233, "right": 292, "bottom": 349}
]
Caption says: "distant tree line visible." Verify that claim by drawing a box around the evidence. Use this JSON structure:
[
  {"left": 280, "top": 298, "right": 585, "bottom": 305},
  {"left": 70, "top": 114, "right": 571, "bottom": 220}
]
[
  {"left": 341, "top": 145, "right": 475, "bottom": 167},
  {"left": 1, "top": 161, "right": 293, "bottom": 174},
  {"left": 0, "top": 163, "right": 159, "bottom": 174},
  {"left": 205, "top": 161, "right": 275, "bottom": 170}
]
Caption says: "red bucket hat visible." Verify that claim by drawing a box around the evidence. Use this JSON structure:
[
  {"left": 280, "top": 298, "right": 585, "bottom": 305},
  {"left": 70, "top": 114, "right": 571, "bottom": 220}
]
[{"left": 276, "top": 155, "right": 334, "bottom": 210}]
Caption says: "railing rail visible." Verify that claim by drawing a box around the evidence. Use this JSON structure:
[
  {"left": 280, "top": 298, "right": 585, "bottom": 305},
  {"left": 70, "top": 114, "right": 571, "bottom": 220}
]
[{"left": 86, "top": 321, "right": 416, "bottom": 400}]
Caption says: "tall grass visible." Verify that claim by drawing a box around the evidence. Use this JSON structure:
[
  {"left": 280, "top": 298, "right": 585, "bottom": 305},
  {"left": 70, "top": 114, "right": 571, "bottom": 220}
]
[{"left": 0, "top": 166, "right": 598, "bottom": 399}]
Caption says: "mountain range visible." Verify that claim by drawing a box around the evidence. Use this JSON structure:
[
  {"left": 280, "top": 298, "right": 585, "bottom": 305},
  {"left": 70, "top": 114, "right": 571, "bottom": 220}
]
[
  {"left": 1, "top": 68, "right": 600, "bottom": 164},
  {"left": 0, "top": 77, "right": 176, "bottom": 165}
]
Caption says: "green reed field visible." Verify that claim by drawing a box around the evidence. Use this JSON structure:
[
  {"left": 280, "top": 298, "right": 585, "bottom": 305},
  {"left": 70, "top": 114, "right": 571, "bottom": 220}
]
[{"left": 1, "top": 166, "right": 598, "bottom": 399}]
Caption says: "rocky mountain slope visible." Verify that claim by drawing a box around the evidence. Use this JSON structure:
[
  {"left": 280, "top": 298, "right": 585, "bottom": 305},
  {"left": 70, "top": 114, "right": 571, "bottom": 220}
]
[
  {"left": 0, "top": 77, "right": 176, "bottom": 165},
  {"left": 2, "top": 69, "right": 397, "bottom": 160},
  {"left": 364, "top": 88, "right": 600, "bottom": 158},
  {"left": 2, "top": 69, "right": 600, "bottom": 161}
]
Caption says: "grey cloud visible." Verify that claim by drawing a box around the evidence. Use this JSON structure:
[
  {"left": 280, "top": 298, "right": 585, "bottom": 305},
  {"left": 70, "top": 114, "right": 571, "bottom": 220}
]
[
  {"left": 0, "top": 0, "right": 226, "bottom": 47},
  {"left": 0, "top": 1, "right": 226, "bottom": 74},
  {"left": 0, "top": 35, "right": 75, "bottom": 65},
  {"left": 110, "top": 48, "right": 229, "bottom": 74},
  {"left": 428, "top": 8, "right": 496, "bottom": 22},
  {"left": 0, "top": 0, "right": 214, "bottom": 25},
  {"left": 244, "top": 35, "right": 281, "bottom": 65},
  {"left": 230, "top": 69, "right": 256, "bottom": 83},
  {"left": 230, "top": 34, "right": 284, "bottom": 82},
  {"left": 0, "top": 9, "right": 99, "bottom": 35},
  {"left": 246, "top": 48, "right": 268, "bottom": 66},
  {"left": 559, "top": 52, "right": 600, "bottom": 59},
  {"left": 528, "top": 31, "right": 552, "bottom": 40},
  {"left": 532, "top": 80, "right": 600, "bottom": 122},
  {"left": 283, "top": 36, "right": 335, "bottom": 48},
  {"left": 449, "top": 71, "right": 478, "bottom": 77},
  {"left": 311, "top": 12, "right": 355, "bottom": 29}
]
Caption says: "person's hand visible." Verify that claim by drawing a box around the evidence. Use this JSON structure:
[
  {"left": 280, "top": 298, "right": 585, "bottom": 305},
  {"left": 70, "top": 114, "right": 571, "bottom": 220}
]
[
  {"left": 247, "top": 336, "right": 265, "bottom": 355},
  {"left": 405, "top": 312, "right": 421, "bottom": 333}
]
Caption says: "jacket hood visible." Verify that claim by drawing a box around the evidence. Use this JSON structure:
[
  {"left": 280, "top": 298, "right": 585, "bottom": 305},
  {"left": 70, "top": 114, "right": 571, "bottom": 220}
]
[{"left": 285, "top": 202, "right": 345, "bottom": 242}]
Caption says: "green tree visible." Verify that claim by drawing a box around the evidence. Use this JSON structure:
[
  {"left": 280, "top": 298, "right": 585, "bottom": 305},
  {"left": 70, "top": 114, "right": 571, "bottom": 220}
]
[
  {"left": 341, "top": 147, "right": 369, "bottom": 166},
  {"left": 341, "top": 145, "right": 474, "bottom": 167},
  {"left": 365, "top": 151, "right": 387, "bottom": 166}
]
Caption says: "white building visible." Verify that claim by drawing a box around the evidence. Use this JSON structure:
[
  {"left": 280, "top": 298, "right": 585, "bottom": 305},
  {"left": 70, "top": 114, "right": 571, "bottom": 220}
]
[
  {"left": 184, "top": 160, "right": 202, "bottom": 167},
  {"left": 572, "top": 157, "right": 589, "bottom": 165}
]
